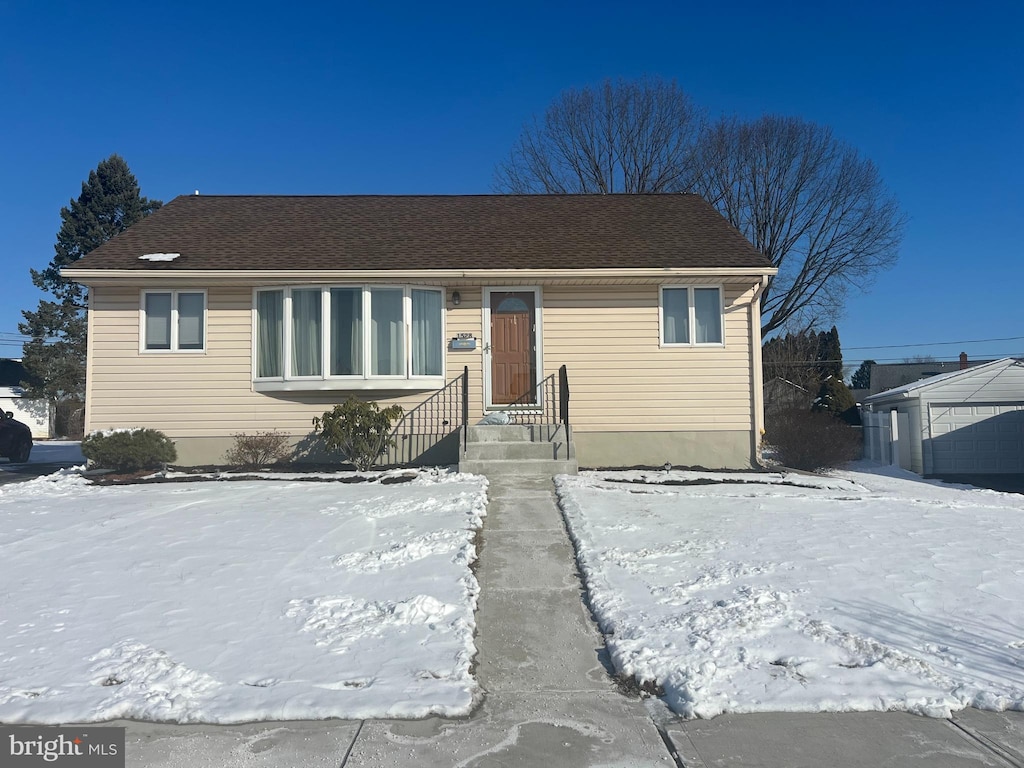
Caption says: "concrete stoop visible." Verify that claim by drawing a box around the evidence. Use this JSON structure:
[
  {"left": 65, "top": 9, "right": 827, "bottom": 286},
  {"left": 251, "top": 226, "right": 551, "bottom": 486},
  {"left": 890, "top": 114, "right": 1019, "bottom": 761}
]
[{"left": 459, "top": 424, "right": 578, "bottom": 476}]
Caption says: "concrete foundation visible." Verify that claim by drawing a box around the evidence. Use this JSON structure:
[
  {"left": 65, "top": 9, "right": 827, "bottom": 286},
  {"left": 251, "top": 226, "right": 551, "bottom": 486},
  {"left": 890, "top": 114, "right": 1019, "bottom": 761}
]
[
  {"left": 162, "top": 428, "right": 755, "bottom": 470},
  {"left": 573, "top": 429, "right": 755, "bottom": 469},
  {"left": 160, "top": 432, "right": 461, "bottom": 468}
]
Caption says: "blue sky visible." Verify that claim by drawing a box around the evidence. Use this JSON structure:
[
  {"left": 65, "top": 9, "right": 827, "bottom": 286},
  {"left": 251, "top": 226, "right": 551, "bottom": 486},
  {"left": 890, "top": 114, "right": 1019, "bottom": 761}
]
[{"left": 2, "top": 0, "right": 1021, "bottom": 372}]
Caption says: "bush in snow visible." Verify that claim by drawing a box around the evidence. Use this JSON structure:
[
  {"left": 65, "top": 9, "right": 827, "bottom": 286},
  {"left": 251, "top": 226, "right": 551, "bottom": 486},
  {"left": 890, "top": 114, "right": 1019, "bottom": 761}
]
[
  {"left": 224, "top": 430, "right": 292, "bottom": 468},
  {"left": 764, "top": 408, "right": 861, "bottom": 472},
  {"left": 81, "top": 428, "right": 177, "bottom": 473},
  {"left": 312, "top": 397, "right": 404, "bottom": 471}
]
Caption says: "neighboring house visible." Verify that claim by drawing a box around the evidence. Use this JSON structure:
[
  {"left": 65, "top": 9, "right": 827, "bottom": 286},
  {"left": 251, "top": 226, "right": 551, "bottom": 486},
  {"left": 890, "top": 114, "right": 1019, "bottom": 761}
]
[
  {"left": 861, "top": 358, "right": 1024, "bottom": 475},
  {"left": 864, "top": 354, "right": 993, "bottom": 396},
  {"left": 0, "top": 359, "right": 51, "bottom": 439},
  {"left": 763, "top": 377, "right": 814, "bottom": 417},
  {"left": 62, "top": 194, "right": 776, "bottom": 469}
]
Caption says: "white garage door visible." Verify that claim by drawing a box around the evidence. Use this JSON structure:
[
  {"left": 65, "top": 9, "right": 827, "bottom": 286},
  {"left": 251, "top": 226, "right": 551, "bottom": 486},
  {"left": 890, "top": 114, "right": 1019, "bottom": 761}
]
[{"left": 928, "top": 402, "right": 1024, "bottom": 474}]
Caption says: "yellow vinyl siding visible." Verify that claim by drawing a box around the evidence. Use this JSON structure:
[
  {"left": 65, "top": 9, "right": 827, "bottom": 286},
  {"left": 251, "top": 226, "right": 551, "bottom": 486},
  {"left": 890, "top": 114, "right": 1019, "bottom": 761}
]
[
  {"left": 541, "top": 284, "right": 753, "bottom": 431},
  {"left": 86, "top": 281, "right": 755, "bottom": 440},
  {"left": 86, "top": 286, "right": 486, "bottom": 438}
]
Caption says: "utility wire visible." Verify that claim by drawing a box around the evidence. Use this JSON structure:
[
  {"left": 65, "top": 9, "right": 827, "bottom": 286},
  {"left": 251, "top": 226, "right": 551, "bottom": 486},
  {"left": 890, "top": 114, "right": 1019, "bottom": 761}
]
[
  {"left": 768, "top": 354, "right": 1024, "bottom": 365},
  {"left": 842, "top": 336, "right": 1024, "bottom": 350}
]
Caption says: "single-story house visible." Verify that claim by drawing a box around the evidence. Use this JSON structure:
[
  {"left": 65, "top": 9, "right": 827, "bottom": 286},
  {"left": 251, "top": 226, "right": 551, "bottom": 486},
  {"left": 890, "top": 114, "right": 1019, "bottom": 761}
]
[
  {"left": 861, "top": 358, "right": 1024, "bottom": 475},
  {"left": 62, "top": 194, "right": 776, "bottom": 469},
  {"left": 0, "top": 359, "right": 51, "bottom": 439}
]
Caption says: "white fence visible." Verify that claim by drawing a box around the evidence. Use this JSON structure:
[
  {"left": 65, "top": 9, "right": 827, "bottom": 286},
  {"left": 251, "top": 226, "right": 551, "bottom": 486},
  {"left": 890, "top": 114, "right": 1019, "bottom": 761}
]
[{"left": 861, "top": 408, "right": 911, "bottom": 470}]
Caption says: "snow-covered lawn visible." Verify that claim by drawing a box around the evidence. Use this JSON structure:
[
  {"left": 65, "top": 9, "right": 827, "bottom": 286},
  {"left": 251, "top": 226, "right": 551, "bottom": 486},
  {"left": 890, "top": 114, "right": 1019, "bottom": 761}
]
[
  {"left": 557, "top": 464, "right": 1024, "bottom": 719},
  {"left": 0, "top": 470, "right": 486, "bottom": 724}
]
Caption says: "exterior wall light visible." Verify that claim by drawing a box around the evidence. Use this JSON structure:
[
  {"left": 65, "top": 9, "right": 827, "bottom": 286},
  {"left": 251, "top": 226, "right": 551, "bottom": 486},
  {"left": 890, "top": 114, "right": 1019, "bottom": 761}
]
[{"left": 451, "top": 291, "right": 461, "bottom": 306}]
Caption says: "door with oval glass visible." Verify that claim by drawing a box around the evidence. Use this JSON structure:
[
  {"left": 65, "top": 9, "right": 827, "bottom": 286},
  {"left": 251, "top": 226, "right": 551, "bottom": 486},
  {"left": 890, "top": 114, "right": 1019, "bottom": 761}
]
[{"left": 489, "top": 290, "right": 536, "bottom": 405}]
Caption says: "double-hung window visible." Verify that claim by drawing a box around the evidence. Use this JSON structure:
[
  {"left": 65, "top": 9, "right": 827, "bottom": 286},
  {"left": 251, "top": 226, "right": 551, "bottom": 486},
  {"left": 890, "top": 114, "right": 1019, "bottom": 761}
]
[
  {"left": 141, "top": 290, "right": 206, "bottom": 352},
  {"left": 660, "top": 286, "right": 723, "bottom": 346},
  {"left": 254, "top": 285, "right": 444, "bottom": 389}
]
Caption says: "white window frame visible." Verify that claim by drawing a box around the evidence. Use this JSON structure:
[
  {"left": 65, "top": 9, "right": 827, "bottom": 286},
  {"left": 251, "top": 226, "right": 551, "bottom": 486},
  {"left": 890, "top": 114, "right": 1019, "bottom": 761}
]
[
  {"left": 659, "top": 285, "right": 725, "bottom": 348},
  {"left": 251, "top": 285, "right": 446, "bottom": 391},
  {"left": 139, "top": 289, "right": 207, "bottom": 353}
]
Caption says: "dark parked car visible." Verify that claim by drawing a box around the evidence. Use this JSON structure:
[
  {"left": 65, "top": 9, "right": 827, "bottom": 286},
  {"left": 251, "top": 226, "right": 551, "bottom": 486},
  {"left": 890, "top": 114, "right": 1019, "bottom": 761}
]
[{"left": 0, "top": 410, "right": 32, "bottom": 463}]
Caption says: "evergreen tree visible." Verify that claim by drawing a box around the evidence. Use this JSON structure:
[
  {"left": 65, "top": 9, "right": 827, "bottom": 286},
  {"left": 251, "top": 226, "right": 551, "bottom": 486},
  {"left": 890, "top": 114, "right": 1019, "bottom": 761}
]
[
  {"left": 765, "top": 325, "right": 859, "bottom": 422},
  {"left": 19, "top": 155, "right": 161, "bottom": 407},
  {"left": 815, "top": 325, "right": 843, "bottom": 380},
  {"left": 813, "top": 376, "right": 859, "bottom": 422},
  {"left": 851, "top": 360, "right": 875, "bottom": 390},
  {"left": 762, "top": 329, "right": 820, "bottom": 392}
]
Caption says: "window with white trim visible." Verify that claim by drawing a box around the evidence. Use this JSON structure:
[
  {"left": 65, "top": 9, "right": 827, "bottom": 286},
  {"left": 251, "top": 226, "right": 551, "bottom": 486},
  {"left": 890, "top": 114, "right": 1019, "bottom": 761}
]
[
  {"left": 255, "top": 286, "right": 444, "bottom": 386},
  {"left": 660, "top": 286, "right": 723, "bottom": 346},
  {"left": 141, "top": 290, "right": 206, "bottom": 352}
]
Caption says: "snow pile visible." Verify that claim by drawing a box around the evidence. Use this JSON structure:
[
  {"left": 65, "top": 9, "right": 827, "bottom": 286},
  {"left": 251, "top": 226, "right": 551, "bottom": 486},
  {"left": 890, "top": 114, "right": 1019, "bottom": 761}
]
[
  {"left": 0, "top": 471, "right": 487, "bottom": 723},
  {"left": 86, "top": 427, "right": 146, "bottom": 438},
  {"left": 557, "top": 467, "right": 1024, "bottom": 719}
]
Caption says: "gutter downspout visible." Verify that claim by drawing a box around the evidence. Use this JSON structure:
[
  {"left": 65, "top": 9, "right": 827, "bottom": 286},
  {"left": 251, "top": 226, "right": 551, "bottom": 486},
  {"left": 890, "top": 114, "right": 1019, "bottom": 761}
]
[
  {"left": 84, "top": 286, "right": 95, "bottom": 436},
  {"left": 749, "top": 274, "right": 770, "bottom": 466}
]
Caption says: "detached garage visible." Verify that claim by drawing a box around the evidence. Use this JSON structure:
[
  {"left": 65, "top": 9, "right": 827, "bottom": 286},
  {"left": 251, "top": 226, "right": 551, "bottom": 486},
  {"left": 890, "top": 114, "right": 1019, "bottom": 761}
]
[{"left": 861, "top": 358, "right": 1024, "bottom": 476}]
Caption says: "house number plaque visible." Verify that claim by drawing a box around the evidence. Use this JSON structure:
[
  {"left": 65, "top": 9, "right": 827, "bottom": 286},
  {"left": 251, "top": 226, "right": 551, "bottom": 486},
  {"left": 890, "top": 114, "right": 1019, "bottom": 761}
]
[{"left": 451, "top": 334, "right": 477, "bottom": 350}]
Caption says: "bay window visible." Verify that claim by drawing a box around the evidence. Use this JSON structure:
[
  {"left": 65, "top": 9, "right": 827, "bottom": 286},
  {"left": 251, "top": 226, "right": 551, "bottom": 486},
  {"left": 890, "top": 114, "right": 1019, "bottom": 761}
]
[
  {"left": 370, "top": 288, "right": 404, "bottom": 376},
  {"left": 330, "top": 288, "right": 362, "bottom": 376},
  {"left": 255, "top": 286, "right": 444, "bottom": 389}
]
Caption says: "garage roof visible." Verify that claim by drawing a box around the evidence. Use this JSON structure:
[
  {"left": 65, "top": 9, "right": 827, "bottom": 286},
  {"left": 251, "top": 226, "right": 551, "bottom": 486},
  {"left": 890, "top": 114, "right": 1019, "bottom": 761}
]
[{"left": 864, "top": 358, "right": 1024, "bottom": 403}]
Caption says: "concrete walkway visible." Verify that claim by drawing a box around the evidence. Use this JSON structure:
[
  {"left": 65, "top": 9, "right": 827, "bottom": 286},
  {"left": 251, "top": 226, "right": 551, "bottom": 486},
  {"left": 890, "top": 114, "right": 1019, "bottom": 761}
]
[{"left": 104, "top": 474, "right": 1024, "bottom": 766}]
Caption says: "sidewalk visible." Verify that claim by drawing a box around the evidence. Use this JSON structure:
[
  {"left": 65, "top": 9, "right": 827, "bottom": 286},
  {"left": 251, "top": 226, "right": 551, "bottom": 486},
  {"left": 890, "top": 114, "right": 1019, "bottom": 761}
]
[{"left": 109, "top": 474, "right": 1024, "bottom": 767}]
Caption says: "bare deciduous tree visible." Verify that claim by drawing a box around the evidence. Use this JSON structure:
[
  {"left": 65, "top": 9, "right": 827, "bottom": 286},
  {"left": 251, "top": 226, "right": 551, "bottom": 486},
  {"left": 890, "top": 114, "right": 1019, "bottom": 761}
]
[
  {"left": 694, "top": 115, "right": 906, "bottom": 334},
  {"left": 495, "top": 80, "right": 906, "bottom": 335},
  {"left": 494, "top": 76, "right": 704, "bottom": 194}
]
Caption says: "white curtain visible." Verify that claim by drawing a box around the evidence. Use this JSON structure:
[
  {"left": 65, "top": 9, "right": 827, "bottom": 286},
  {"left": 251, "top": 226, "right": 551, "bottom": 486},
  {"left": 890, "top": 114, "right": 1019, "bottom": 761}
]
[
  {"left": 662, "top": 288, "right": 689, "bottom": 344},
  {"left": 693, "top": 288, "right": 722, "bottom": 344},
  {"left": 257, "top": 291, "right": 283, "bottom": 377},
  {"left": 370, "top": 288, "right": 404, "bottom": 375},
  {"left": 412, "top": 289, "right": 442, "bottom": 376},
  {"left": 145, "top": 293, "right": 172, "bottom": 350},
  {"left": 330, "top": 288, "right": 362, "bottom": 375},
  {"left": 177, "top": 292, "right": 204, "bottom": 350},
  {"left": 291, "top": 289, "right": 322, "bottom": 376}
]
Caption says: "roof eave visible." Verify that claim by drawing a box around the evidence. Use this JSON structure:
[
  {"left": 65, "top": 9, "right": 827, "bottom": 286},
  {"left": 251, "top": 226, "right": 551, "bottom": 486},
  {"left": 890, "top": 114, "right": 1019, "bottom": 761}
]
[{"left": 62, "top": 266, "right": 778, "bottom": 284}]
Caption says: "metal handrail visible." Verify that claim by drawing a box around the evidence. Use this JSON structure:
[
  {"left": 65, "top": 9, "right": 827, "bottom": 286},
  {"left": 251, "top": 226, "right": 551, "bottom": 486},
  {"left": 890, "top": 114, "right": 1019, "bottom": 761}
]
[
  {"left": 503, "top": 365, "right": 569, "bottom": 426},
  {"left": 558, "top": 364, "right": 569, "bottom": 427},
  {"left": 389, "top": 366, "right": 469, "bottom": 464}
]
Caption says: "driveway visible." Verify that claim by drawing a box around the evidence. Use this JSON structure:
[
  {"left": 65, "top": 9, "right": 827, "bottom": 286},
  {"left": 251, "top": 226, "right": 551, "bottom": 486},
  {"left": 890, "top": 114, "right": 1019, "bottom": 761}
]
[
  {"left": 0, "top": 440, "right": 83, "bottom": 484},
  {"left": 0, "top": 461, "right": 77, "bottom": 484},
  {"left": 930, "top": 473, "right": 1024, "bottom": 494}
]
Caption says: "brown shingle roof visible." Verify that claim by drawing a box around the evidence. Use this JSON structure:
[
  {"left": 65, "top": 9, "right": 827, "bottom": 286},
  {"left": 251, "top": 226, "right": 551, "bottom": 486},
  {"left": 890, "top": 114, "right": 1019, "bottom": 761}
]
[{"left": 71, "top": 194, "right": 772, "bottom": 271}]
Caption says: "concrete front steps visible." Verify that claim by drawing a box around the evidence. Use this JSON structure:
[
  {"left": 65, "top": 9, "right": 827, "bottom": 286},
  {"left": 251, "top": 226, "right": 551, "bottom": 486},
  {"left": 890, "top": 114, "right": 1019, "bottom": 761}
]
[{"left": 459, "top": 424, "right": 578, "bottom": 476}]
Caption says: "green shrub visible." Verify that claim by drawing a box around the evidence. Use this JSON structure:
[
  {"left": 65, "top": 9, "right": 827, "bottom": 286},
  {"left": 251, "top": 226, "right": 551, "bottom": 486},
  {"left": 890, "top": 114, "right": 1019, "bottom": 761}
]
[
  {"left": 764, "top": 408, "right": 862, "bottom": 472},
  {"left": 812, "top": 376, "right": 859, "bottom": 424},
  {"left": 81, "top": 428, "right": 177, "bottom": 473},
  {"left": 312, "top": 397, "right": 404, "bottom": 471},
  {"left": 224, "top": 430, "right": 292, "bottom": 468}
]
